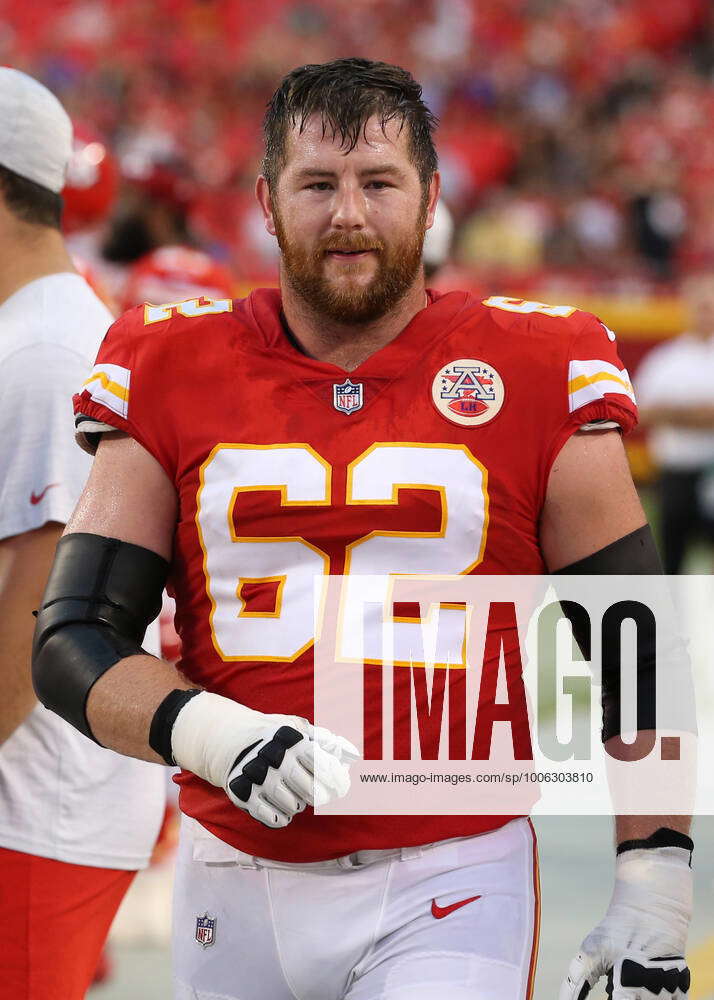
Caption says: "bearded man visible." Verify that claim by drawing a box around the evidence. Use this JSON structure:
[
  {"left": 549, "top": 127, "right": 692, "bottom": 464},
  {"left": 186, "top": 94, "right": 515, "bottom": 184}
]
[{"left": 33, "top": 59, "right": 692, "bottom": 1000}]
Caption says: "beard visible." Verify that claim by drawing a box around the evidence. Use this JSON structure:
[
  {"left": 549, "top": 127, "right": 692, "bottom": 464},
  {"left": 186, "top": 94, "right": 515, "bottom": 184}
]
[{"left": 273, "top": 202, "right": 428, "bottom": 325}]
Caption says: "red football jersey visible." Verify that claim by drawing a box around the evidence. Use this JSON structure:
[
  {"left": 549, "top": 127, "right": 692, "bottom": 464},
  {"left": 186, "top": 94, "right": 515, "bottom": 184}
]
[{"left": 74, "top": 289, "right": 637, "bottom": 861}]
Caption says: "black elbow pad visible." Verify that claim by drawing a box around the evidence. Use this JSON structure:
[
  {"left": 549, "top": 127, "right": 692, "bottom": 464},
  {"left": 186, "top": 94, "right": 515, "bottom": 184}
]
[
  {"left": 554, "top": 524, "right": 662, "bottom": 576},
  {"left": 555, "top": 525, "right": 662, "bottom": 742},
  {"left": 32, "top": 533, "right": 169, "bottom": 742}
]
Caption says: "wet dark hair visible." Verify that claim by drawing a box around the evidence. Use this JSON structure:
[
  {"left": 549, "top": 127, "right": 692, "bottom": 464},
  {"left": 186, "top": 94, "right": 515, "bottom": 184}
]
[
  {"left": 0, "top": 164, "right": 62, "bottom": 228},
  {"left": 262, "top": 58, "right": 438, "bottom": 192}
]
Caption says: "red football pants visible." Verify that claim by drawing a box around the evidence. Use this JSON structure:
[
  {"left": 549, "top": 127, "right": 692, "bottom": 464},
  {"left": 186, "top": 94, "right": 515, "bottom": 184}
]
[{"left": 0, "top": 847, "right": 135, "bottom": 1000}]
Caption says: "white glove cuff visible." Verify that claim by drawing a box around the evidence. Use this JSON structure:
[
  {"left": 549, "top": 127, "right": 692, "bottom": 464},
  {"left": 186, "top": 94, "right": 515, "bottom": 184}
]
[
  {"left": 611, "top": 845, "right": 693, "bottom": 955},
  {"left": 171, "top": 691, "right": 268, "bottom": 787},
  {"left": 615, "top": 844, "right": 693, "bottom": 879}
]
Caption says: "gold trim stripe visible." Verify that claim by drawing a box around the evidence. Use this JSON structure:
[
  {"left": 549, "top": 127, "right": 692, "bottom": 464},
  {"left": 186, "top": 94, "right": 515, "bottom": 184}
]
[
  {"left": 83, "top": 371, "right": 130, "bottom": 403},
  {"left": 568, "top": 371, "right": 633, "bottom": 395},
  {"left": 526, "top": 818, "right": 541, "bottom": 1000}
]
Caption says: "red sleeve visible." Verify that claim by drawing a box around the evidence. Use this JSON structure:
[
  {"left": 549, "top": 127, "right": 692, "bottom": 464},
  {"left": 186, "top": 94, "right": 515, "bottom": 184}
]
[
  {"left": 540, "top": 312, "right": 638, "bottom": 500},
  {"left": 72, "top": 305, "right": 172, "bottom": 477},
  {"left": 565, "top": 313, "right": 637, "bottom": 431}
]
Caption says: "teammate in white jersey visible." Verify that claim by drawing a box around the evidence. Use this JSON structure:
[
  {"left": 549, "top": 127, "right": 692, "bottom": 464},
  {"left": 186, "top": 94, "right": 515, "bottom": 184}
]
[{"left": 0, "top": 67, "right": 165, "bottom": 1000}]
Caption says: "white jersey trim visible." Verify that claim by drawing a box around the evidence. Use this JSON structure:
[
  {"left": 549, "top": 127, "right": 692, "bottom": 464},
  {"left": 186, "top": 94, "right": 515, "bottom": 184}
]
[
  {"left": 568, "top": 358, "right": 636, "bottom": 412},
  {"left": 82, "top": 362, "right": 131, "bottom": 418}
]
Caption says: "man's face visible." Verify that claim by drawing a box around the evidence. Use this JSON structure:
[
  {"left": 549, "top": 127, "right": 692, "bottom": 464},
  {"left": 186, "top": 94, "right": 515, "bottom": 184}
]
[{"left": 259, "top": 114, "right": 439, "bottom": 324}]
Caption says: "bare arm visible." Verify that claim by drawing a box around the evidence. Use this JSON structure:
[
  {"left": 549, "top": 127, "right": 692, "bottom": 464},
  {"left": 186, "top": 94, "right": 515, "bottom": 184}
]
[
  {"left": 64, "top": 431, "right": 194, "bottom": 763},
  {"left": 540, "top": 428, "right": 646, "bottom": 570},
  {"left": 0, "top": 522, "right": 64, "bottom": 744},
  {"left": 540, "top": 429, "right": 690, "bottom": 840}
]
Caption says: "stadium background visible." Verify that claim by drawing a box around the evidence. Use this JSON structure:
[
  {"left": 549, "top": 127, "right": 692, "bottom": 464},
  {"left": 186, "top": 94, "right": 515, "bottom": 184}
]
[{"left": 2, "top": 0, "right": 713, "bottom": 996}]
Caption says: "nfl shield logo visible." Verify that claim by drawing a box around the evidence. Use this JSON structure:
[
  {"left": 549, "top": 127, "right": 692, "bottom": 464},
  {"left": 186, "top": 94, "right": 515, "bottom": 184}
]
[
  {"left": 333, "top": 378, "right": 364, "bottom": 415},
  {"left": 195, "top": 913, "right": 216, "bottom": 947}
]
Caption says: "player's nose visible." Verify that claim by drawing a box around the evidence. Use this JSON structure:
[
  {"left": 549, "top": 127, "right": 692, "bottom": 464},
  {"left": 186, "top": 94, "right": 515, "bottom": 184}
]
[{"left": 330, "top": 182, "right": 367, "bottom": 230}]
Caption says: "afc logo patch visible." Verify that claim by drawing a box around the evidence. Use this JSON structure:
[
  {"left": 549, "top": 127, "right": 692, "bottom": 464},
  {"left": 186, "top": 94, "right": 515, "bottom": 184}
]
[
  {"left": 333, "top": 378, "right": 364, "bottom": 415},
  {"left": 431, "top": 358, "right": 505, "bottom": 427},
  {"left": 195, "top": 912, "right": 217, "bottom": 947}
]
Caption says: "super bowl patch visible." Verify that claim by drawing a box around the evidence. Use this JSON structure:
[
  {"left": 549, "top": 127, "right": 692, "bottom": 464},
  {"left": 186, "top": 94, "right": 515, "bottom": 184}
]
[
  {"left": 333, "top": 378, "right": 364, "bottom": 414},
  {"left": 195, "top": 912, "right": 217, "bottom": 947},
  {"left": 431, "top": 359, "right": 505, "bottom": 426}
]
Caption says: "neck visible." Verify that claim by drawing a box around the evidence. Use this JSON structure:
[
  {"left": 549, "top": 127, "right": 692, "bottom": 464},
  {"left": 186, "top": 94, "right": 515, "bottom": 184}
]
[
  {"left": 280, "top": 268, "right": 428, "bottom": 371},
  {"left": 0, "top": 222, "right": 75, "bottom": 307}
]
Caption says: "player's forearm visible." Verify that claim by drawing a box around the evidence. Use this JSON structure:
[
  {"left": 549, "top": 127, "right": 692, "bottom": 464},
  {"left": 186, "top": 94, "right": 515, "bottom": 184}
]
[
  {"left": 85, "top": 653, "right": 197, "bottom": 763},
  {"left": 606, "top": 731, "right": 692, "bottom": 843},
  {"left": 615, "top": 814, "right": 692, "bottom": 845},
  {"left": 87, "top": 660, "right": 358, "bottom": 830}
]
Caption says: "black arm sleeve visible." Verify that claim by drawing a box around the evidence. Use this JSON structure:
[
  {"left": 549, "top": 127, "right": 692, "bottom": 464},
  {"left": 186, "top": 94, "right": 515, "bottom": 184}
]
[
  {"left": 554, "top": 524, "right": 662, "bottom": 576},
  {"left": 554, "top": 525, "right": 662, "bottom": 742},
  {"left": 32, "top": 533, "right": 169, "bottom": 743}
]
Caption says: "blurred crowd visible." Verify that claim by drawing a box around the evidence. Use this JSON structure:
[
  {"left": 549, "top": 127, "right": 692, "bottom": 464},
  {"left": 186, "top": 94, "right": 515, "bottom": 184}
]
[{"left": 2, "top": 0, "right": 714, "bottom": 294}]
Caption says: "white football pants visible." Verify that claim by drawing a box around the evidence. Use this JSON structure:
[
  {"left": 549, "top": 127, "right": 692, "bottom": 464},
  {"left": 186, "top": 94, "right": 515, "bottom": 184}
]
[{"left": 172, "top": 817, "right": 539, "bottom": 1000}]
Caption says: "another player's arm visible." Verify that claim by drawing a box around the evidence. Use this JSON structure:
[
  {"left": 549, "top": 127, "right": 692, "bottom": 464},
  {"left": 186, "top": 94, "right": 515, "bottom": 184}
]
[
  {"left": 0, "top": 343, "right": 95, "bottom": 744},
  {"left": 32, "top": 432, "right": 357, "bottom": 828},
  {"left": 543, "top": 429, "right": 693, "bottom": 1000},
  {"left": 0, "top": 522, "right": 64, "bottom": 744}
]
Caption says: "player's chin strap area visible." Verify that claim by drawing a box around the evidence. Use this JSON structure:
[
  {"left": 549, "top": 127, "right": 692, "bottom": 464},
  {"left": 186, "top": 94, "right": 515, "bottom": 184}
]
[
  {"left": 32, "top": 533, "right": 168, "bottom": 742},
  {"left": 559, "top": 827, "right": 694, "bottom": 1000}
]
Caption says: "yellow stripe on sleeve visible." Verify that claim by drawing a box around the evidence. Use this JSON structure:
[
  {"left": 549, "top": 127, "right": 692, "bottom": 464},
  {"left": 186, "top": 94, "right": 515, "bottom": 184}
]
[
  {"left": 567, "top": 371, "right": 633, "bottom": 395},
  {"left": 82, "top": 371, "right": 130, "bottom": 403}
]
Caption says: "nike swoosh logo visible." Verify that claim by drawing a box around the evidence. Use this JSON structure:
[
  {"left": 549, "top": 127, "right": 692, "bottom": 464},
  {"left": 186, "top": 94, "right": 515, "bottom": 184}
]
[
  {"left": 431, "top": 895, "right": 481, "bottom": 919},
  {"left": 30, "top": 484, "right": 59, "bottom": 505}
]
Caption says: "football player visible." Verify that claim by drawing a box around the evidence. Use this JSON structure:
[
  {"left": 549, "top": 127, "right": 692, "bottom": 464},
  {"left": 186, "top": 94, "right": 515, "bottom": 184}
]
[{"left": 33, "top": 59, "right": 692, "bottom": 999}]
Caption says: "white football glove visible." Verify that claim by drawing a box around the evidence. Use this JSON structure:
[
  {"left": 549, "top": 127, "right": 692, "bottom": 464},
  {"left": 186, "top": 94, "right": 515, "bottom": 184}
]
[
  {"left": 171, "top": 691, "right": 360, "bottom": 829},
  {"left": 559, "top": 840, "right": 692, "bottom": 1000}
]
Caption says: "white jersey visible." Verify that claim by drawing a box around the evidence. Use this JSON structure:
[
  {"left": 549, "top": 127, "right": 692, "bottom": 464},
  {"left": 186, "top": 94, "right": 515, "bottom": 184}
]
[
  {"left": 0, "top": 272, "right": 165, "bottom": 870},
  {"left": 636, "top": 332, "right": 714, "bottom": 471}
]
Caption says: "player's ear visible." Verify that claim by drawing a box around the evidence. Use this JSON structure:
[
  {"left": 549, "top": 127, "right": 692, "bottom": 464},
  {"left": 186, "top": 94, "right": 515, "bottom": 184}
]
[
  {"left": 256, "top": 176, "right": 277, "bottom": 237},
  {"left": 424, "top": 171, "right": 441, "bottom": 232}
]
